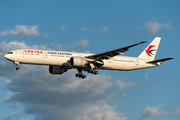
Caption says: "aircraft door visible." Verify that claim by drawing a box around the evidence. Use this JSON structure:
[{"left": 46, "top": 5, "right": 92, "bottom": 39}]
[
  {"left": 44, "top": 52, "right": 48, "bottom": 58},
  {"left": 107, "top": 58, "right": 113, "bottom": 68},
  {"left": 43, "top": 52, "right": 48, "bottom": 63},
  {"left": 20, "top": 51, "right": 24, "bottom": 57},
  {"left": 108, "top": 59, "right": 111, "bottom": 63},
  {"left": 135, "top": 59, "right": 139, "bottom": 65},
  {"left": 135, "top": 59, "right": 139, "bottom": 69}
]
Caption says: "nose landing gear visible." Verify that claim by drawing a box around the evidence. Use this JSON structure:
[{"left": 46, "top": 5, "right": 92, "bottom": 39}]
[
  {"left": 13, "top": 61, "right": 20, "bottom": 70},
  {"left": 16, "top": 67, "right": 20, "bottom": 70}
]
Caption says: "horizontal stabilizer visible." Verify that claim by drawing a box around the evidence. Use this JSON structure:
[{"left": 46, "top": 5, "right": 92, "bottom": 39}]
[{"left": 147, "top": 57, "right": 175, "bottom": 64}]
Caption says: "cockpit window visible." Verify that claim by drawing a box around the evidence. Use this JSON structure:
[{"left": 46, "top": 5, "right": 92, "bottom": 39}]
[{"left": 7, "top": 52, "right": 13, "bottom": 54}]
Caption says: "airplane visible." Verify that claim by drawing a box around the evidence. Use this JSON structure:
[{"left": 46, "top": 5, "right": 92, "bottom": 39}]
[{"left": 4, "top": 37, "right": 174, "bottom": 79}]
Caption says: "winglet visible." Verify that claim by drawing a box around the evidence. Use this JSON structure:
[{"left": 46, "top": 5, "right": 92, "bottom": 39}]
[{"left": 141, "top": 41, "right": 149, "bottom": 43}]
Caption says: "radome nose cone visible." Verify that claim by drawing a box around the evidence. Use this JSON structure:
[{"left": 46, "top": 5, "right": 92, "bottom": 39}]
[
  {"left": 4, "top": 54, "right": 7, "bottom": 59},
  {"left": 4, "top": 54, "right": 8, "bottom": 59}
]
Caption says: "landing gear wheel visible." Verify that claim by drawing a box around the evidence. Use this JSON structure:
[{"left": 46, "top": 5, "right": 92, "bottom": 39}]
[
  {"left": 91, "top": 70, "right": 95, "bottom": 74},
  {"left": 82, "top": 75, "right": 86, "bottom": 79},
  {"left": 75, "top": 73, "right": 80, "bottom": 77},
  {"left": 16, "top": 67, "right": 20, "bottom": 70},
  {"left": 94, "top": 71, "right": 98, "bottom": 75},
  {"left": 88, "top": 69, "right": 92, "bottom": 73},
  {"left": 79, "top": 74, "right": 82, "bottom": 78}
]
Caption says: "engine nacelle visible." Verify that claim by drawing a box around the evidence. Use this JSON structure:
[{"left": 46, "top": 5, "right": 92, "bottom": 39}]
[
  {"left": 49, "top": 65, "right": 65, "bottom": 74},
  {"left": 70, "top": 57, "right": 88, "bottom": 67}
]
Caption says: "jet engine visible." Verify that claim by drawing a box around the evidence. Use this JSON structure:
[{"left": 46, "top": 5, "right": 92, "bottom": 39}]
[
  {"left": 49, "top": 65, "right": 66, "bottom": 74},
  {"left": 70, "top": 57, "right": 88, "bottom": 67}
]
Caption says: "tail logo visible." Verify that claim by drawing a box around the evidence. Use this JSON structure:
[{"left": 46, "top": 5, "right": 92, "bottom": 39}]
[{"left": 145, "top": 45, "right": 156, "bottom": 57}]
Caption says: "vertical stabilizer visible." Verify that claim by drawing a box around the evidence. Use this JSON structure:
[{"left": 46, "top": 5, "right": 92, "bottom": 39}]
[{"left": 138, "top": 37, "right": 161, "bottom": 60}]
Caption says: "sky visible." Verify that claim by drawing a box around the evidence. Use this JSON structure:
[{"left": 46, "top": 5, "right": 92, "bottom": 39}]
[{"left": 0, "top": 0, "right": 180, "bottom": 120}]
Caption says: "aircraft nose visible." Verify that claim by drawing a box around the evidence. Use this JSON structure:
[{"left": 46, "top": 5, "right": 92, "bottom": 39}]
[{"left": 4, "top": 54, "right": 8, "bottom": 59}]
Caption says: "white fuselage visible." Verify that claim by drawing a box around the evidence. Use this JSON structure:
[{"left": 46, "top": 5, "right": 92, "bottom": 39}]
[{"left": 4, "top": 49, "right": 158, "bottom": 71}]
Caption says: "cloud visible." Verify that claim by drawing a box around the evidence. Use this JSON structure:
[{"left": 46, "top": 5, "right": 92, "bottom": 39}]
[
  {"left": 144, "top": 73, "right": 149, "bottom": 80},
  {"left": 3, "top": 92, "right": 14, "bottom": 102},
  {"left": 52, "top": 39, "right": 89, "bottom": 50},
  {"left": 161, "top": 22, "right": 172, "bottom": 30},
  {"left": 102, "top": 26, "right": 109, "bottom": 33},
  {"left": 116, "top": 80, "right": 139, "bottom": 89},
  {"left": 139, "top": 105, "right": 167, "bottom": 120},
  {"left": 0, "top": 60, "right": 126, "bottom": 120},
  {"left": 69, "top": 39, "right": 89, "bottom": 49},
  {"left": 3, "top": 92, "right": 18, "bottom": 107},
  {"left": 0, "top": 25, "right": 40, "bottom": 37},
  {"left": 3, "top": 114, "right": 19, "bottom": 120},
  {"left": 55, "top": 44, "right": 64, "bottom": 50},
  {"left": 145, "top": 21, "right": 173, "bottom": 35},
  {"left": 98, "top": 26, "right": 110, "bottom": 33},
  {"left": 84, "top": 104, "right": 127, "bottom": 120},
  {"left": 172, "top": 106, "right": 180, "bottom": 115},
  {"left": 0, "top": 41, "right": 47, "bottom": 59},
  {"left": 4, "top": 79, "right": 12, "bottom": 84},
  {"left": 139, "top": 105, "right": 180, "bottom": 120},
  {"left": 61, "top": 25, "right": 67, "bottom": 31},
  {"left": 145, "top": 21, "right": 160, "bottom": 35},
  {"left": 80, "top": 27, "right": 88, "bottom": 31},
  {"left": 51, "top": 43, "right": 67, "bottom": 51},
  {"left": 139, "top": 106, "right": 180, "bottom": 120},
  {"left": 43, "top": 33, "right": 49, "bottom": 37}
]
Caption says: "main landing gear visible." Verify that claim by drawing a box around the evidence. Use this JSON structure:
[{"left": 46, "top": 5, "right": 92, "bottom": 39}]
[
  {"left": 87, "top": 69, "right": 99, "bottom": 75},
  {"left": 75, "top": 73, "right": 86, "bottom": 79},
  {"left": 75, "top": 69, "right": 86, "bottom": 79},
  {"left": 13, "top": 61, "right": 20, "bottom": 70},
  {"left": 75, "top": 69, "right": 99, "bottom": 79}
]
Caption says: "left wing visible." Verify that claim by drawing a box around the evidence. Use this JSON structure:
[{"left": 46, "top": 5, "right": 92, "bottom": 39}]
[{"left": 85, "top": 41, "right": 148, "bottom": 61}]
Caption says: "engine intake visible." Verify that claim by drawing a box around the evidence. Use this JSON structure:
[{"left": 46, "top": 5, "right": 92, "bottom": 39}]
[
  {"left": 70, "top": 57, "right": 88, "bottom": 67},
  {"left": 49, "top": 65, "right": 66, "bottom": 74}
]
